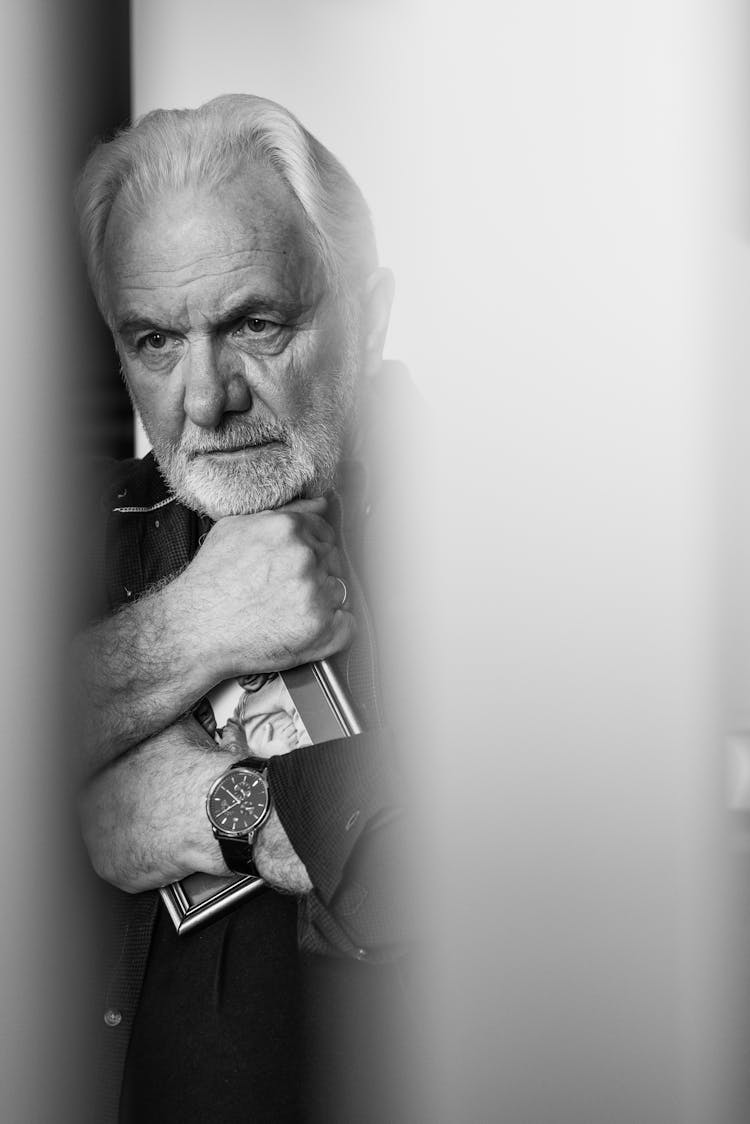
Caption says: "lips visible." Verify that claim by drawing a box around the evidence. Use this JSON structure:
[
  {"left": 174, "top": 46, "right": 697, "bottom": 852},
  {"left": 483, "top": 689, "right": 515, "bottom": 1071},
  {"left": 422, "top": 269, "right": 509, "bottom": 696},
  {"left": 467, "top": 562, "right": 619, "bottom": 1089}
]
[{"left": 191, "top": 440, "right": 283, "bottom": 457}]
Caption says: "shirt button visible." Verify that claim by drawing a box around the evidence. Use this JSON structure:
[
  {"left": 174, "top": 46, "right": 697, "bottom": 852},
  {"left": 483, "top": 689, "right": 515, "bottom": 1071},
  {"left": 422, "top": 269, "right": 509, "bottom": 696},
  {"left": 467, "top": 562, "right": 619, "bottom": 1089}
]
[{"left": 103, "top": 1008, "right": 122, "bottom": 1027}]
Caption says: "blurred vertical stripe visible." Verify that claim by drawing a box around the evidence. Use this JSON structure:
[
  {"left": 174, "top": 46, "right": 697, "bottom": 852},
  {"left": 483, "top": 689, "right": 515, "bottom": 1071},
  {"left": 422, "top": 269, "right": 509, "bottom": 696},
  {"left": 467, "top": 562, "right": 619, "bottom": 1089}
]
[{"left": 0, "top": 2, "right": 129, "bottom": 1120}]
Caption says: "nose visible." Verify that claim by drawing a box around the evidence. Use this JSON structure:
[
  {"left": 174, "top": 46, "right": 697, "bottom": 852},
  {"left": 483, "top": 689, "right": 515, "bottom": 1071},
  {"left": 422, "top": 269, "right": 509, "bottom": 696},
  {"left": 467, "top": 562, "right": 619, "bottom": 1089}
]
[{"left": 182, "top": 338, "right": 252, "bottom": 428}]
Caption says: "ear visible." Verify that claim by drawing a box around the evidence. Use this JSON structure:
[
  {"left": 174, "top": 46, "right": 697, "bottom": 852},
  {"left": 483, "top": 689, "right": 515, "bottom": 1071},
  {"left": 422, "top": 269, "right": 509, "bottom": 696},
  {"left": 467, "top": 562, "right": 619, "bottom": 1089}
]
[{"left": 360, "top": 267, "right": 395, "bottom": 377}]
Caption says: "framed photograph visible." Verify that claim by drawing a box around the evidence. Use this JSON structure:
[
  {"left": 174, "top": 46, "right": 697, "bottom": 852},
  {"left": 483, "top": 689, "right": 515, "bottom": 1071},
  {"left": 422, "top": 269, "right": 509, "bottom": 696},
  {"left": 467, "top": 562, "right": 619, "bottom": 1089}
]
[{"left": 160, "top": 658, "right": 361, "bottom": 935}]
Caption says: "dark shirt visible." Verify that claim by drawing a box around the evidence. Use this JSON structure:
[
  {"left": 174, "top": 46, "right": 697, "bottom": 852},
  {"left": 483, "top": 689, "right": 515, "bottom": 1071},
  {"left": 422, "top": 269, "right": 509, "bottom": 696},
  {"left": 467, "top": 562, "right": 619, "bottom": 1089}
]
[{"left": 83, "top": 428, "right": 414, "bottom": 1122}]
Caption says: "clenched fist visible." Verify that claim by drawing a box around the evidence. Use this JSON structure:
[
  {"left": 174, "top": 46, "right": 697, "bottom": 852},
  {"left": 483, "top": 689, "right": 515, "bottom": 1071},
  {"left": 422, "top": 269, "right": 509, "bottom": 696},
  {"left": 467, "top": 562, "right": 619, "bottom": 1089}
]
[{"left": 172, "top": 497, "right": 355, "bottom": 681}]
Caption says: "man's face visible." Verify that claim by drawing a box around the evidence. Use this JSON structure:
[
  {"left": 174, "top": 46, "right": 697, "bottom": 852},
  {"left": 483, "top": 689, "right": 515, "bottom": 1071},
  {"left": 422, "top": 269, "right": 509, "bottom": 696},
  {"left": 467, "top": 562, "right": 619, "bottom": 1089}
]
[{"left": 103, "top": 164, "right": 358, "bottom": 518}]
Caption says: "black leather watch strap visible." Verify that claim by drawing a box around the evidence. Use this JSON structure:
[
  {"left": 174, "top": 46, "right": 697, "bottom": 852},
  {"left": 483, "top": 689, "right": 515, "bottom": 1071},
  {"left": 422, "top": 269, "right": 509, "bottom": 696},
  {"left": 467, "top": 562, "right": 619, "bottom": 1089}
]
[
  {"left": 215, "top": 756, "right": 270, "bottom": 877},
  {"left": 231, "top": 755, "right": 269, "bottom": 773},
  {"left": 218, "top": 836, "right": 261, "bottom": 877}
]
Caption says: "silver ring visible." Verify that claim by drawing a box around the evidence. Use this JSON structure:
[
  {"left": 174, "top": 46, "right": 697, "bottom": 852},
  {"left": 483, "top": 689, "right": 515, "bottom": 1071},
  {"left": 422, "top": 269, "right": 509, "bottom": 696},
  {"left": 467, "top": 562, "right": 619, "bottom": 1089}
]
[{"left": 335, "top": 577, "right": 348, "bottom": 607}]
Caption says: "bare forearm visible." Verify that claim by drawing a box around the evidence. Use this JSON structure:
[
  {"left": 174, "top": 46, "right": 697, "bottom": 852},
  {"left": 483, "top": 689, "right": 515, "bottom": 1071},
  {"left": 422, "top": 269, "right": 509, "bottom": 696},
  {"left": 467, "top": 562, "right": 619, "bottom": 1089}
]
[
  {"left": 79, "top": 716, "right": 230, "bottom": 892},
  {"left": 71, "top": 581, "right": 219, "bottom": 780}
]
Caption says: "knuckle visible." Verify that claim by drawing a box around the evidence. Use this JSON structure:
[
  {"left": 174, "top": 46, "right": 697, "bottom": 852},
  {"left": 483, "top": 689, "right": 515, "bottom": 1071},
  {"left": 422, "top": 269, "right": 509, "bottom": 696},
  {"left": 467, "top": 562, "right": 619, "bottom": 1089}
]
[
  {"left": 304, "top": 597, "right": 328, "bottom": 632},
  {"left": 280, "top": 511, "right": 301, "bottom": 537},
  {"left": 267, "top": 511, "right": 295, "bottom": 543},
  {"left": 292, "top": 541, "right": 316, "bottom": 573}
]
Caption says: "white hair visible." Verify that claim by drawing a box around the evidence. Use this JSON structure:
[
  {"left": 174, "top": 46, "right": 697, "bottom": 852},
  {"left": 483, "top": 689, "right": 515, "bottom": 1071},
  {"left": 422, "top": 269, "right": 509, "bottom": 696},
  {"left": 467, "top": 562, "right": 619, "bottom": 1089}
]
[{"left": 75, "top": 93, "right": 378, "bottom": 324}]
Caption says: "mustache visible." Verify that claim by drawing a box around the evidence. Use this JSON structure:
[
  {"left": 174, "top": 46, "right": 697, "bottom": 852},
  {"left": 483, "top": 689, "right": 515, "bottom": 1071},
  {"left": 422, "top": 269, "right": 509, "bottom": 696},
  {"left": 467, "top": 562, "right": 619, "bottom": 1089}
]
[{"left": 174, "top": 419, "right": 292, "bottom": 457}]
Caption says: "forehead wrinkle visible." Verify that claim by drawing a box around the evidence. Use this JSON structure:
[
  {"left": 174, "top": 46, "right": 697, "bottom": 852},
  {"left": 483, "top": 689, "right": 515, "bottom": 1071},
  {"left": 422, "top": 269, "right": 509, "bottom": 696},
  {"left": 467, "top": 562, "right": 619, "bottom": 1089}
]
[
  {"left": 114, "top": 246, "right": 295, "bottom": 283},
  {"left": 114, "top": 259, "right": 310, "bottom": 298},
  {"left": 116, "top": 247, "right": 287, "bottom": 277}
]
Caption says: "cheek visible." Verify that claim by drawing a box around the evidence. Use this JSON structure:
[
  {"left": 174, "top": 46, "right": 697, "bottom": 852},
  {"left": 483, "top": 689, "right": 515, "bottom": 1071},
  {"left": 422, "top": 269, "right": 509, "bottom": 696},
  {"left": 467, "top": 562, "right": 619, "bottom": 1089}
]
[
  {"left": 241, "top": 345, "right": 321, "bottom": 418},
  {"left": 123, "top": 366, "right": 185, "bottom": 443},
  {"left": 290, "top": 327, "right": 352, "bottom": 396}
]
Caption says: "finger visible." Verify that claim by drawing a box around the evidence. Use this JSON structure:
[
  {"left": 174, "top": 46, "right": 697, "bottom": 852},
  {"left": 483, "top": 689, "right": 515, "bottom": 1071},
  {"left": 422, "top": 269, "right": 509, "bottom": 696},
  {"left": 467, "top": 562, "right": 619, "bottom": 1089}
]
[
  {"left": 319, "top": 546, "right": 344, "bottom": 583},
  {"left": 280, "top": 496, "right": 328, "bottom": 515},
  {"left": 329, "top": 608, "right": 357, "bottom": 651},
  {"left": 220, "top": 719, "right": 250, "bottom": 757},
  {"left": 297, "top": 513, "right": 336, "bottom": 548},
  {"left": 303, "top": 541, "right": 341, "bottom": 577}
]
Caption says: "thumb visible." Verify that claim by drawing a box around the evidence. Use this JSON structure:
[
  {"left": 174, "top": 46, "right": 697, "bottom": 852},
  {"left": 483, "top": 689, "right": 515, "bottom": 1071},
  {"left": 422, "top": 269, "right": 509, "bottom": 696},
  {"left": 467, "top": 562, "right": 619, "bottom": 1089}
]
[
  {"left": 219, "top": 719, "right": 249, "bottom": 758},
  {"left": 279, "top": 495, "right": 328, "bottom": 515}
]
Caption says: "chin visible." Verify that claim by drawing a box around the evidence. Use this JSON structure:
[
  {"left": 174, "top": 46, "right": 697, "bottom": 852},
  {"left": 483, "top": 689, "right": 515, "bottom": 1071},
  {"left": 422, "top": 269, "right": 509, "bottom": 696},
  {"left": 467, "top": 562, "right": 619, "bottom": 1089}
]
[{"left": 163, "top": 448, "right": 334, "bottom": 518}]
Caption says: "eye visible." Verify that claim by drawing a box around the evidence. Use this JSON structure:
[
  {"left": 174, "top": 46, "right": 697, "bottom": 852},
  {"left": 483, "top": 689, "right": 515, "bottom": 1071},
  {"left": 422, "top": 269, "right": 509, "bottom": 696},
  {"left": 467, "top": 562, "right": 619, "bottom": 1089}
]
[
  {"left": 231, "top": 315, "right": 290, "bottom": 351},
  {"left": 142, "top": 332, "right": 168, "bottom": 350},
  {"left": 131, "top": 330, "right": 181, "bottom": 367}
]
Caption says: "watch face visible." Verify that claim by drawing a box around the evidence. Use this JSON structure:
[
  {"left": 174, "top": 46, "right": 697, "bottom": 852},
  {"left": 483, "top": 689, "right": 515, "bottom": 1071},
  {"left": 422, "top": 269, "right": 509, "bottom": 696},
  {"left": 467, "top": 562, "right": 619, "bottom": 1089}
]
[{"left": 207, "top": 768, "right": 269, "bottom": 837}]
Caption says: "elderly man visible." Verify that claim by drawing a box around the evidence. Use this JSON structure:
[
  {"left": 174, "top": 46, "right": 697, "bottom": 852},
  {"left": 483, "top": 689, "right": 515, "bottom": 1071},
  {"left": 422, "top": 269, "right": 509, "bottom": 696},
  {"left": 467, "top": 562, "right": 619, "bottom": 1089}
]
[{"left": 73, "top": 94, "right": 413, "bottom": 1124}]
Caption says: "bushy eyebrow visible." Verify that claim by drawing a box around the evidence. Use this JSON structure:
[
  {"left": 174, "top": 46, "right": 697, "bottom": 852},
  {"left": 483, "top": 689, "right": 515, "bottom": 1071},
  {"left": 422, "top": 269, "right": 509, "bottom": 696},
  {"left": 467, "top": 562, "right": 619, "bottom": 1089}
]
[
  {"left": 115, "top": 316, "right": 163, "bottom": 337},
  {"left": 115, "top": 294, "right": 310, "bottom": 338},
  {"left": 219, "top": 296, "right": 306, "bottom": 326}
]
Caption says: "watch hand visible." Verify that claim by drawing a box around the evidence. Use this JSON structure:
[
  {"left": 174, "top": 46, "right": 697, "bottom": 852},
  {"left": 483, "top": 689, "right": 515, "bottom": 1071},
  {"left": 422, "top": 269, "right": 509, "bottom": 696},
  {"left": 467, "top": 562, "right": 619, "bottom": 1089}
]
[{"left": 220, "top": 795, "right": 243, "bottom": 814}]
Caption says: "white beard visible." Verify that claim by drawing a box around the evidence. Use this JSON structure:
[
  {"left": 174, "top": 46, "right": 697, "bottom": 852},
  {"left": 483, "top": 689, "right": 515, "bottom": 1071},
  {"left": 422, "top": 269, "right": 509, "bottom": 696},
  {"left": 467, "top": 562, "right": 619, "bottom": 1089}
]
[{"left": 146, "top": 367, "right": 357, "bottom": 519}]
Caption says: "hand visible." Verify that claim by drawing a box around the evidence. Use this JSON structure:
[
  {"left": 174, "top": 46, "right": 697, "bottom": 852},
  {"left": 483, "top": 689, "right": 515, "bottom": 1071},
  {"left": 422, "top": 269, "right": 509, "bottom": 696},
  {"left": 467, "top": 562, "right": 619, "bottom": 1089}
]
[{"left": 173, "top": 497, "right": 355, "bottom": 681}]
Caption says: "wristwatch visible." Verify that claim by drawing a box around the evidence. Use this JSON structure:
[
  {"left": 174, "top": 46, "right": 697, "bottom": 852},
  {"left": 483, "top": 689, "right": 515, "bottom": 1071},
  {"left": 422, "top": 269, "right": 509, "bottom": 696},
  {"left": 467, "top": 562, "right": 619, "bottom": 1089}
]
[{"left": 206, "top": 755, "right": 272, "bottom": 877}]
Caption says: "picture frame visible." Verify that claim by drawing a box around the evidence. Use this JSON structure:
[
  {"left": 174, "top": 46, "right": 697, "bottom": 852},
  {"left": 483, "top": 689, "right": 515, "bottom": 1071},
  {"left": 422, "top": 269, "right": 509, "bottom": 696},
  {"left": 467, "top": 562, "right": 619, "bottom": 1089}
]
[{"left": 160, "top": 658, "right": 361, "bottom": 935}]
